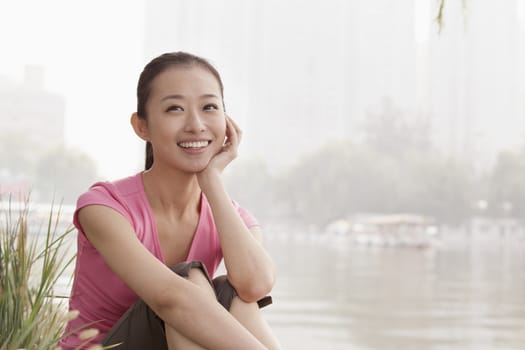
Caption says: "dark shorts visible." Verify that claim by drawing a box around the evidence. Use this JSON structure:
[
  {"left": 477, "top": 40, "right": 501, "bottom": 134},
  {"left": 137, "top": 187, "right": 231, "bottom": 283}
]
[{"left": 101, "top": 261, "right": 272, "bottom": 349}]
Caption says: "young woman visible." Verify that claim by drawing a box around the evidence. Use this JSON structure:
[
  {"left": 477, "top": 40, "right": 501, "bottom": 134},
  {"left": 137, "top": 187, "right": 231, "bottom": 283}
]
[{"left": 60, "top": 52, "right": 281, "bottom": 350}]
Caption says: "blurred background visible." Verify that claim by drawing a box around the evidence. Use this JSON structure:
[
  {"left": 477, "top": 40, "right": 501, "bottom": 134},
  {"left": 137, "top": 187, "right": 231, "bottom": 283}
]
[{"left": 1, "top": 0, "right": 525, "bottom": 349}]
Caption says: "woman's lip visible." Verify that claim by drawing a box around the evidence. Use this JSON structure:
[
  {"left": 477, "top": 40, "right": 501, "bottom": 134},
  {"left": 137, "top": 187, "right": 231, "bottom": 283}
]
[
  {"left": 179, "top": 146, "right": 209, "bottom": 155},
  {"left": 177, "top": 139, "right": 211, "bottom": 143}
]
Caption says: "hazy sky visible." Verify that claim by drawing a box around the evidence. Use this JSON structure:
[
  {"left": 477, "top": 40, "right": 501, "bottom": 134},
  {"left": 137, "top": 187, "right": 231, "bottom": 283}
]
[
  {"left": 2, "top": 0, "right": 525, "bottom": 180},
  {"left": 1, "top": 0, "right": 146, "bottom": 179},
  {"left": 0, "top": 0, "right": 433, "bottom": 179}
]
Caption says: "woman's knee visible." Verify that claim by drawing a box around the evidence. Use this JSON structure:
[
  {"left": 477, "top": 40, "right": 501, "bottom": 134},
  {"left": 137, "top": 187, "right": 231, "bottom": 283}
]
[
  {"left": 212, "top": 275, "right": 238, "bottom": 310},
  {"left": 186, "top": 267, "right": 216, "bottom": 299},
  {"left": 170, "top": 261, "right": 216, "bottom": 299},
  {"left": 212, "top": 275, "right": 273, "bottom": 311}
]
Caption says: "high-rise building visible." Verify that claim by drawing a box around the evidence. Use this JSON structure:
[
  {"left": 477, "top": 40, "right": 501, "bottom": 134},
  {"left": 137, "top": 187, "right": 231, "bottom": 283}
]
[
  {"left": 427, "top": 0, "right": 522, "bottom": 168},
  {"left": 0, "top": 65, "right": 65, "bottom": 196},
  {"left": 143, "top": 0, "right": 525, "bottom": 171},
  {"left": 0, "top": 65, "right": 65, "bottom": 152},
  {"left": 144, "top": 0, "right": 420, "bottom": 168}
]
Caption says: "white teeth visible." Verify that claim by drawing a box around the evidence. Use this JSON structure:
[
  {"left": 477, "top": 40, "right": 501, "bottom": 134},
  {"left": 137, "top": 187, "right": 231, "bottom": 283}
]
[{"left": 178, "top": 141, "right": 209, "bottom": 148}]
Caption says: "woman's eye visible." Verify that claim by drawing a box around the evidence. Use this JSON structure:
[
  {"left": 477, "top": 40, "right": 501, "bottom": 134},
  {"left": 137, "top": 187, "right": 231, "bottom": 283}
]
[
  {"left": 166, "top": 105, "right": 183, "bottom": 112},
  {"left": 203, "top": 104, "right": 219, "bottom": 111}
]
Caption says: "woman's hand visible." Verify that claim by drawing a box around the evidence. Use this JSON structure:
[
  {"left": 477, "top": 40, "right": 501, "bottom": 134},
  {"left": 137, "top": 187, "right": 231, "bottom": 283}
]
[
  {"left": 196, "top": 115, "right": 277, "bottom": 307},
  {"left": 197, "top": 116, "right": 241, "bottom": 190}
]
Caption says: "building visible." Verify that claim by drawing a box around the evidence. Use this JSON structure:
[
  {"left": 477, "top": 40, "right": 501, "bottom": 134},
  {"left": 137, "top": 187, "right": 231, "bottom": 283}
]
[
  {"left": 427, "top": 0, "right": 523, "bottom": 169},
  {"left": 0, "top": 65, "right": 65, "bottom": 195},
  {"left": 0, "top": 65, "right": 65, "bottom": 152},
  {"left": 142, "top": 0, "right": 525, "bottom": 171}
]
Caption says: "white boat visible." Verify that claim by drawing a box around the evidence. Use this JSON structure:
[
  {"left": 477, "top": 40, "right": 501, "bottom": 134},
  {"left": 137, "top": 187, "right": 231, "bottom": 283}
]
[{"left": 350, "top": 213, "right": 439, "bottom": 248}]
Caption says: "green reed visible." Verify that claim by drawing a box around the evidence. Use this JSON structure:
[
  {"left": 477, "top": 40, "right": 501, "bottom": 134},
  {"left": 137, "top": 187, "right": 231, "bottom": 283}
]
[{"left": 0, "top": 197, "right": 76, "bottom": 350}]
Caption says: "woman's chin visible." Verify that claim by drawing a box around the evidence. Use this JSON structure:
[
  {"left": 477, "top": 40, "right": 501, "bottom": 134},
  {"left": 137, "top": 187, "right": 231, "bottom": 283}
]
[
  {"left": 163, "top": 151, "right": 216, "bottom": 174},
  {"left": 179, "top": 159, "right": 211, "bottom": 174}
]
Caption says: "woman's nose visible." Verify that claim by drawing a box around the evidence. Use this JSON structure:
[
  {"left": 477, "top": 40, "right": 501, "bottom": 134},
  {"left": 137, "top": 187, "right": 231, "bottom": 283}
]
[{"left": 184, "top": 110, "right": 205, "bottom": 132}]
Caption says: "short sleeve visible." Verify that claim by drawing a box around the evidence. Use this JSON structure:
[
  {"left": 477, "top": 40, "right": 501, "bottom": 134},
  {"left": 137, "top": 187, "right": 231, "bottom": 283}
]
[
  {"left": 232, "top": 200, "right": 259, "bottom": 228},
  {"left": 73, "top": 183, "right": 132, "bottom": 234}
]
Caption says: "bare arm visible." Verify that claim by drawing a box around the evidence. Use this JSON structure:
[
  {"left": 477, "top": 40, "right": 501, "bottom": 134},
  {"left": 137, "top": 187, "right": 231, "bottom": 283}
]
[
  {"left": 198, "top": 117, "right": 276, "bottom": 302},
  {"left": 201, "top": 174, "right": 275, "bottom": 301},
  {"left": 78, "top": 205, "right": 268, "bottom": 350}
]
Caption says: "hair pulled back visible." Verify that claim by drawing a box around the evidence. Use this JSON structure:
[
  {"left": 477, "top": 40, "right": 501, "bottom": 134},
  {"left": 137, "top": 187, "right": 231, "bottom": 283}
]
[{"left": 136, "top": 52, "right": 225, "bottom": 170}]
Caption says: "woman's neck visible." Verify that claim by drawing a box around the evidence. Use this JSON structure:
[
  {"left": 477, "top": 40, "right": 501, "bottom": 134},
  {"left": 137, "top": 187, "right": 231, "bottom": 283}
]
[{"left": 141, "top": 165, "right": 201, "bottom": 218}]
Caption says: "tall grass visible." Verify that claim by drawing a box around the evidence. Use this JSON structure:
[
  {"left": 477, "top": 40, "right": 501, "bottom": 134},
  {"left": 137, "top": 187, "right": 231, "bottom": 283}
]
[{"left": 0, "top": 197, "right": 76, "bottom": 350}]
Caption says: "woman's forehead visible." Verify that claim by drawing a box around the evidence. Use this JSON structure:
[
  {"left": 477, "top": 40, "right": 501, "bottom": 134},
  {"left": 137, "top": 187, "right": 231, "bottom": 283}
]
[{"left": 151, "top": 66, "right": 221, "bottom": 96}]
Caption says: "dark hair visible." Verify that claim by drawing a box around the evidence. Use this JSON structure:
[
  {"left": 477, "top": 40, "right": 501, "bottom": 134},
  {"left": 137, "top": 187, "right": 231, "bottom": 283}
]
[{"left": 136, "top": 52, "right": 225, "bottom": 170}]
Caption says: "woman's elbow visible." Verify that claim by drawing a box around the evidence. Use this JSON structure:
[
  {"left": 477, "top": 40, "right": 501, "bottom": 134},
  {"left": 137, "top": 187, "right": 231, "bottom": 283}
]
[{"left": 236, "top": 271, "right": 276, "bottom": 303}]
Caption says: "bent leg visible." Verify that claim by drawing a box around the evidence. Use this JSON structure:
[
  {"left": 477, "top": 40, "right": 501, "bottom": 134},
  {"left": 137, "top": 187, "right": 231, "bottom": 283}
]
[
  {"left": 230, "top": 298, "right": 282, "bottom": 350},
  {"left": 102, "top": 261, "right": 217, "bottom": 350},
  {"left": 214, "top": 276, "right": 282, "bottom": 350},
  {"left": 165, "top": 266, "right": 217, "bottom": 350}
]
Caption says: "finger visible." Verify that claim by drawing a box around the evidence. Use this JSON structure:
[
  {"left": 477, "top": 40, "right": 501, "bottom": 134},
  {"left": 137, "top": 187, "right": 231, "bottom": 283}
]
[
  {"left": 227, "top": 116, "right": 242, "bottom": 143},
  {"left": 225, "top": 117, "right": 240, "bottom": 147},
  {"left": 226, "top": 115, "right": 242, "bottom": 134},
  {"left": 222, "top": 116, "right": 232, "bottom": 145}
]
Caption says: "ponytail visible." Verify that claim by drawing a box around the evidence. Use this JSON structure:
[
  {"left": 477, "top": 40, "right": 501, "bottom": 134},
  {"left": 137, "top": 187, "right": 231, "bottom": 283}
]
[{"left": 145, "top": 141, "right": 154, "bottom": 170}]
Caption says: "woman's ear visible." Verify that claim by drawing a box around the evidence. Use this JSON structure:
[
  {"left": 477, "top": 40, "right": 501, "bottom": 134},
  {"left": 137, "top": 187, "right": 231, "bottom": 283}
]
[{"left": 131, "top": 113, "right": 150, "bottom": 141}]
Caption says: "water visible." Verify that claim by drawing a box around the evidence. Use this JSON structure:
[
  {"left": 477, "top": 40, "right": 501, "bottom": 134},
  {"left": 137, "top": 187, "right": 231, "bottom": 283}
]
[
  {"left": 49, "top": 228, "right": 525, "bottom": 349},
  {"left": 263, "top": 232, "right": 525, "bottom": 350}
]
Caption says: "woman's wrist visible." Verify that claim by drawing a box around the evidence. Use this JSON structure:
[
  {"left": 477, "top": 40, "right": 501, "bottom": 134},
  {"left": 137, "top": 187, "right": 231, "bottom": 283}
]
[{"left": 197, "top": 169, "right": 223, "bottom": 193}]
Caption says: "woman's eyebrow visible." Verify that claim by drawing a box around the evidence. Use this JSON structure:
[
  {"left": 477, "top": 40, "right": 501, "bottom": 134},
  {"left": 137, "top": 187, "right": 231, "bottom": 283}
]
[
  {"left": 160, "top": 94, "right": 219, "bottom": 101},
  {"left": 161, "top": 94, "right": 184, "bottom": 101},
  {"left": 200, "top": 94, "right": 220, "bottom": 99}
]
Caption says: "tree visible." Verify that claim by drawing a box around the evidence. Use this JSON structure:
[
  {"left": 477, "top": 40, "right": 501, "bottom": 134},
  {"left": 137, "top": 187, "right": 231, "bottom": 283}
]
[
  {"left": 223, "top": 157, "right": 276, "bottom": 222},
  {"left": 0, "top": 132, "right": 39, "bottom": 177},
  {"left": 436, "top": 0, "right": 468, "bottom": 32},
  {"left": 274, "top": 141, "right": 401, "bottom": 228},
  {"left": 34, "top": 146, "right": 98, "bottom": 204},
  {"left": 487, "top": 149, "right": 525, "bottom": 220},
  {"left": 362, "top": 97, "right": 433, "bottom": 159},
  {"left": 400, "top": 155, "right": 476, "bottom": 224},
  {"left": 275, "top": 141, "right": 476, "bottom": 228}
]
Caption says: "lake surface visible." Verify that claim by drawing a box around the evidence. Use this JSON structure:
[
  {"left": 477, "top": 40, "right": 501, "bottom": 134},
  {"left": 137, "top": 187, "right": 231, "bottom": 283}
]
[
  {"left": 49, "top": 227, "right": 525, "bottom": 350},
  {"left": 262, "top": 231, "right": 525, "bottom": 350}
]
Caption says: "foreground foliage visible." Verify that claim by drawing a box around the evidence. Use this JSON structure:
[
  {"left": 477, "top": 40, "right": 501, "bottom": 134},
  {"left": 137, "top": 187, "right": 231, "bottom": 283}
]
[{"left": 0, "top": 198, "right": 75, "bottom": 349}]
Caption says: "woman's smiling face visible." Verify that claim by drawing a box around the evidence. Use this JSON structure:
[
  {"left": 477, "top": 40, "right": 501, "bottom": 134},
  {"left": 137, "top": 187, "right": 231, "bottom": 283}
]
[{"left": 143, "top": 65, "right": 226, "bottom": 173}]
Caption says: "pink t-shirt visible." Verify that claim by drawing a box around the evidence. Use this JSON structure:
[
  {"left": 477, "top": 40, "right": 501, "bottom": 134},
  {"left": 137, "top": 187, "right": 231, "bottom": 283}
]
[{"left": 60, "top": 172, "right": 258, "bottom": 349}]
